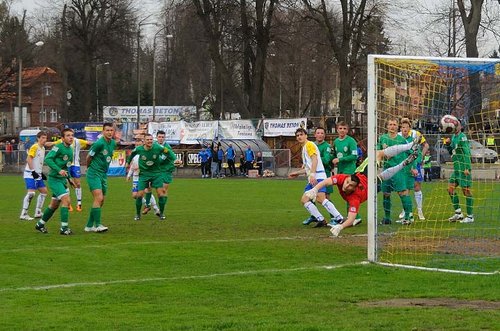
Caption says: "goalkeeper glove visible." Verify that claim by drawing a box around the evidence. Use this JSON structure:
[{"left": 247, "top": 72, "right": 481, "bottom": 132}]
[
  {"left": 31, "top": 171, "right": 40, "bottom": 179},
  {"left": 304, "top": 187, "right": 318, "bottom": 201}
]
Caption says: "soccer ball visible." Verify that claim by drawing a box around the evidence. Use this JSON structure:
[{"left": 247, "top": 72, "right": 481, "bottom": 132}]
[{"left": 440, "top": 114, "right": 459, "bottom": 133}]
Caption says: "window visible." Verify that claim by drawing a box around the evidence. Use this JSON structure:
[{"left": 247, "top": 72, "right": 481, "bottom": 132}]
[
  {"left": 43, "top": 85, "right": 52, "bottom": 96},
  {"left": 39, "top": 108, "right": 47, "bottom": 123},
  {"left": 50, "top": 108, "right": 58, "bottom": 123}
]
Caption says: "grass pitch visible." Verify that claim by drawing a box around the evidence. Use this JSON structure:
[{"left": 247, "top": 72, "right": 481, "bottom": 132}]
[{"left": 0, "top": 175, "right": 498, "bottom": 330}]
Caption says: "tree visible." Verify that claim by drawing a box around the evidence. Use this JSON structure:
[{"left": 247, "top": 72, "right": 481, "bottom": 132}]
[{"left": 302, "top": 0, "right": 383, "bottom": 124}]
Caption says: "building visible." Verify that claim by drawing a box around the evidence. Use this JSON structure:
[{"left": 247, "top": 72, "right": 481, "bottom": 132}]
[{"left": 0, "top": 66, "right": 64, "bottom": 134}]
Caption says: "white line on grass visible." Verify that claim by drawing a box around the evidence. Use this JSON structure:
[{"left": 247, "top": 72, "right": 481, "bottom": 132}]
[
  {"left": 0, "top": 261, "right": 369, "bottom": 292},
  {"left": 0, "top": 235, "right": 334, "bottom": 253}
]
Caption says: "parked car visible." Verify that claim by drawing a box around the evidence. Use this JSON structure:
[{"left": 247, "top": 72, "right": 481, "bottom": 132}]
[{"left": 435, "top": 139, "right": 498, "bottom": 164}]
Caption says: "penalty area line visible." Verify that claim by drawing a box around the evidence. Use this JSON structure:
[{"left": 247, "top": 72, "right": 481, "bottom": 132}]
[{"left": 0, "top": 261, "right": 369, "bottom": 292}]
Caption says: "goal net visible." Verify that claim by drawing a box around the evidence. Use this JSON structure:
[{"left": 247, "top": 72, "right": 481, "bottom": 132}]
[{"left": 367, "top": 55, "right": 500, "bottom": 274}]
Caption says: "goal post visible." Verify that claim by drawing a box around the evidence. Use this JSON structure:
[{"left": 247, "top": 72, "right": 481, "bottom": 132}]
[{"left": 367, "top": 54, "right": 500, "bottom": 274}]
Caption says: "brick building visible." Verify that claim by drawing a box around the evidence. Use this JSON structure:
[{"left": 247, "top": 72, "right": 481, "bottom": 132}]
[{"left": 0, "top": 66, "right": 64, "bottom": 134}]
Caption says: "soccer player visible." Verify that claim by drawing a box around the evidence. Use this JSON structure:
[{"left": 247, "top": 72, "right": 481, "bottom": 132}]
[
  {"left": 48, "top": 135, "right": 93, "bottom": 211},
  {"left": 398, "top": 118, "right": 429, "bottom": 221},
  {"left": 154, "top": 130, "right": 177, "bottom": 215},
  {"left": 34, "top": 128, "right": 75, "bottom": 235},
  {"left": 126, "top": 134, "right": 171, "bottom": 221},
  {"left": 126, "top": 139, "right": 160, "bottom": 217},
  {"left": 20, "top": 131, "right": 48, "bottom": 220},
  {"left": 332, "top": 121, "right": 361, "bottom": 225},
  {"left": 302, "top": 126, "right": 336, "bottom": 226},
  {"left": 304, "top": 152, "right": 418, "bottom": 237},
  {"left": 444, "top": 120, "right": 474, "bottom": 223},
  {"left": 85, "top": 123, "right": 117, "bottom": 233},
  {"left": 288, "top": 128, "right": 343, "bottom": 226},
  {"left": 226, "top": 143, "right": 236, "bottom": 176},
  {"left": 378, "top": 118, "right": 414, "bottom": 225}
]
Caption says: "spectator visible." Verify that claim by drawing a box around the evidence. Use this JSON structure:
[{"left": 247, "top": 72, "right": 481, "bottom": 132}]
[
  {"left": 217, "top": 145, "right": 224, "bottom": 177},
  {"left": 256, "top": 151, "right": 263, "bottom": 176},
  {"left": 198, "top": 146, "right": 210, "bottom": 178},
  {"left": 239, "top": 154, "right": 246, "bottom": 176},
  {"left": 210, "top": 142, "right": 220, "bottom": 178},
  {"left": 244, "top": 145, "right": 255, "bottom": 175},
  {"left": 226, "top": 143, "right": 236, "bottom": 176},
  {"left": 5, "top": 141, "right": 13, "bottom": 164},
  {"left": 18, "top": 139, "right": 26, "bottom": 163}
]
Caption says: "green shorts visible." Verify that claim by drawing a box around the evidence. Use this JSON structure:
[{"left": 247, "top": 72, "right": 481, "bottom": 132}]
[
  {"left": 86, "top": 170, "right": 108, "bottom": 195},
  {"left": 139, "top": 173, "right": 164, "bottom": 190},
  {"left": 449, "top": 170, "right": 472, "bottom": 188},
  {"left": 48, "top": 176, "right": 69, "bottom": 200},
  {"left": 381, "top": 171, "right": 407, "bottom": 193},
  {"left": 405, "top": 174, "right": 415, "bottom": 190},
  {"left": 163, "top": 172, "right": 173, "bottom": 185}
]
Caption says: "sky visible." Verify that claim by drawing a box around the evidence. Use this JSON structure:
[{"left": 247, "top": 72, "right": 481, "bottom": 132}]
[{"left": 10, "top": 0, "right": 500, "bottom": 57}]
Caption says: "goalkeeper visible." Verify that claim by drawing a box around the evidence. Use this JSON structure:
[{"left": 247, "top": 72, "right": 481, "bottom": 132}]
[{"left": 304, "top": 150, "right": 417, "bottom": 238}]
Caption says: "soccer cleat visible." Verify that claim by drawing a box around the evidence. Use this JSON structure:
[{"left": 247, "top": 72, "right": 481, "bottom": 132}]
[
  {"left": 154, "top": 209, "right": 161, "bottom": 217},
  {"left": 402, "top": 218, "right": 413, "bottom": 225},
  {"left": 379, "top": 218, "right": 392, "bottom": 225},
  {"left": 95, "top": 224, "right": 108, "bottom": 232},
  {"left": 329, "top": 215, "right": 344, "bottom": 226},
  {"left": 329, "top": 224, "right": 343, "bottom": 237},
  {"left": 76, "top": 205, "right": 82, "bottom": 212},
  {"left": 142, "top": 206, "right": 151, "bottom": 215},
  {"left": 353, "top": 218, "right": 362, "bottom": 226},
  {"left": 302, "top": 216, "right": 317, "bottom": 225},
  {"left": 84, "top": 226, "right": 97, "bottom": 233},
  {"left": 35, "top": 223, "right": 48, "bottom": 233},
  {"left": 20, "top": 214, "right": 34, "bottom": 221},
  {"left": 417, "top": 209, "right": 425, "bottom": 221},
  {"left": 134, "top": 215, "right": 141, "bottom": 221},
  {"left": 60, "top": 228, "right": 73, "bottom": 235},
  {"left": 398, "top": 210, "right": 405, "bottom": 219},
  {"left": 68, "top": 205, "right": 73, "bottom": 212},
  {"left": 158, "top": 214, "right": 166, "bottom": 220},
  {"left": 448, "top": 213, "right": 464, "bottom": 222},
  {"left": 460, "top": 216, "right": 474, "bottom": 224},
  {"left": 313, "top": 220, "right": 327, "bottom": 228}
]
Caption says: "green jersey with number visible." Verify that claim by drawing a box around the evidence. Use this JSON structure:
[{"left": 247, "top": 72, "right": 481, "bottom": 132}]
[
  {"left": 315, "top": 141, "right": 333, "bottom": 175},
  {"left": 87, "top": 137, "right": 117, "bottom": 175},
  {"left": 377, "top": 133, "right": 407, "bottom": 169},
  {"left": 446, "top": 132, "right": 471, "bottom": 171},
  {"left": 45, "top": 142, "right": 73, "bottom": 179},
  {"left": 127, "top": 143, "right": 170, "bottom": 174},
  {"left": 333, "top": 135, "right": 358, "bottom": 174}
]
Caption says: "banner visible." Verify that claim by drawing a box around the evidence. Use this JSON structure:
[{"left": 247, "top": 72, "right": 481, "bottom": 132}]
[
  {"left": 180, "top": 121, "right": 218, "bottom": 145},
  {"left": 103, "top": 106, "right": 196, "bottom": 122},
  {"left": 147, "top": 121, "right": 183, "bottom": 145},
  {"left": 218, "top": 120, "right": 258, "bottom": 140},
  {"left": 107, "top": 150, "right": 127, "bottom": 176},
  {"left": 263, "top": 118, "right": 307, "bottom": 137},
  {"left": 84, "top": 126, "right": 103, "bottom": 142}
]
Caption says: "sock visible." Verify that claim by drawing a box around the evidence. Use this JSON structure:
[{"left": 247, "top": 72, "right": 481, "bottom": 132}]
[
  {"left": 60, "top": 207, "right": 69, "bottom": 227},
  {"left": 304, "top": 201, "right": 324, "bottom": 221},
  {"left": 150, "top": 194, "right": 158, "bottom": 210},
  {"left": 383, "top": 196, "right": 391, "bottom": 219},
  {"left": 22, "top": 192, "right": 35, "bottom": 214},
  {"left": 75, "top": 188, "right": 82, "bottom": 205},
  {"left": 466, "top": 195, "right": 473, "bottom": 216},
  {"left": 41, "top": 207, "right": 56, "bottom": 222},
  {"left": 379, "top": 163, "right": 405, "bottom": 181},
  {"left": 450, "top": 194, "right": 460, "bottom": 211},
  {"left": 322, "top": 199, "right": 342, "bottom": 219},
  {"left": 414, "top": 191, "right": 423, "bottom": 210},
  {"left": 135, "top": 197, "right": 142, "bottom": 215},
  {"left": 383, "top": 142, "right": 413, "bottom": 158},
  {"left": 400, "top": 195, "right": 413, "bottom": 219},
  {"left": 158, "top": 196, "right": 167, "bottom": 214},
  {"left": 35, "top": 193, "right": 47, "bottom": 214},
  {"left": 86, "top": 208, "right": 96, "bottom": 228},
  {"left": 93, "top": 208, "right": 102, "bottom": 226},
  {"left": 145, "top": 192, "right": 152, "bottom": 207}
]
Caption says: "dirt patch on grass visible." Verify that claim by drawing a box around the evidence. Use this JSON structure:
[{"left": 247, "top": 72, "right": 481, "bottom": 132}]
[{"left": 360, "top": 298, "right": 500, "bottom": 310}]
